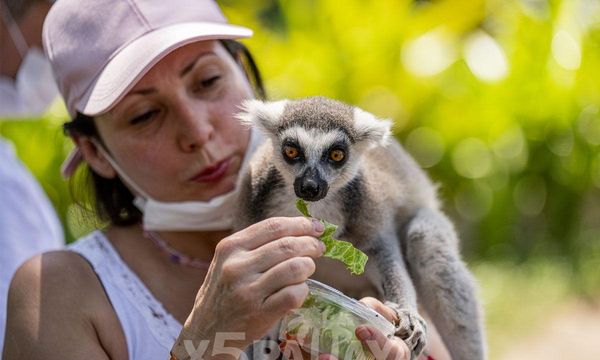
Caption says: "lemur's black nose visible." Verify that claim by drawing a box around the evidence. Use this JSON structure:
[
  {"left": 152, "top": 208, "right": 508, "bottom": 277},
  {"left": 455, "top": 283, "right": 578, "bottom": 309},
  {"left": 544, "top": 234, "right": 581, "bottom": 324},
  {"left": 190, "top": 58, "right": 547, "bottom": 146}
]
[
  {"left": 294, "top": 168, "right": 328, "bottom": 201},
  {"left": 298, "top": 178, "right": 321, "bottom": 200}
]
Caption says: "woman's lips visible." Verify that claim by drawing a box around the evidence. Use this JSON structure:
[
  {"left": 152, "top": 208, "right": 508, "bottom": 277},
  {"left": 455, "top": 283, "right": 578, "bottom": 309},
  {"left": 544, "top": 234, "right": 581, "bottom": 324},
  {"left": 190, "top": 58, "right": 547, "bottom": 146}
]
[{"left": 190, "top": 158, "right": 231, "bottom": 183}]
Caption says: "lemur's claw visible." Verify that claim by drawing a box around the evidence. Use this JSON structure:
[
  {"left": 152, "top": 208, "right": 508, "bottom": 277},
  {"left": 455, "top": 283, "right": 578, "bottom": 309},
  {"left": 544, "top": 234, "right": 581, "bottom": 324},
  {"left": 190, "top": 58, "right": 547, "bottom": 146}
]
[{"left": 384, "top": 301, "right": 428, "bottom": 359}]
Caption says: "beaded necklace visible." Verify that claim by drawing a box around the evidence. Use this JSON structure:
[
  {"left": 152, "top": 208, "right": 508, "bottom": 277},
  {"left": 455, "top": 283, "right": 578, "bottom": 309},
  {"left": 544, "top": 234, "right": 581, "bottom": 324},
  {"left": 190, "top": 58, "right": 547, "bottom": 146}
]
[{"left": 143, "top": 229, "right": 211, "bottom": 270}]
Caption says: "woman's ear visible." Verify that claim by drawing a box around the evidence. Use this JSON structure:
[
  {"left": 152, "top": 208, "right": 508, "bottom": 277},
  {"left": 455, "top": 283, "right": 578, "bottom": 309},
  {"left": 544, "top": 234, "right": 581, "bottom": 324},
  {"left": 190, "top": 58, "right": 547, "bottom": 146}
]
[{"left": 73, "top": 135, "right": 117, "bottom": 179}]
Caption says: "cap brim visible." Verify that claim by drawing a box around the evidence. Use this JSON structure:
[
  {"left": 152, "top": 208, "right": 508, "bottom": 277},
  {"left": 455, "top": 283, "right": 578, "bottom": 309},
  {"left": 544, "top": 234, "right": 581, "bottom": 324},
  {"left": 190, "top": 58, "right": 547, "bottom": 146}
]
[
  {"left": 77, "top": 22, "right": 252, "bottom": 116},
  {"left": 61, "top": 147, "right": 83, "bottom": 178}
]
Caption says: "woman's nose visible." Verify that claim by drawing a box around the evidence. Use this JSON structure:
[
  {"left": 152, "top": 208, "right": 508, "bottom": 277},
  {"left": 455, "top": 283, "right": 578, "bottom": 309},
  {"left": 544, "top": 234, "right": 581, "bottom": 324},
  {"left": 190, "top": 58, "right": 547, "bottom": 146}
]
[{"left": 175, "top": 101, "right": 215, "bottom": 152}]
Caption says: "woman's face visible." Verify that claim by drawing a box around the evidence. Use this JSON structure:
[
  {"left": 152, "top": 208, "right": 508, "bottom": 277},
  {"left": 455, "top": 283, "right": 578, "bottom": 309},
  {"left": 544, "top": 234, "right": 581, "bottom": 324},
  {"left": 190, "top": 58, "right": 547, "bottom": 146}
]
[{"left": 93, "top": 40, "right": 253, "bottom": 202}]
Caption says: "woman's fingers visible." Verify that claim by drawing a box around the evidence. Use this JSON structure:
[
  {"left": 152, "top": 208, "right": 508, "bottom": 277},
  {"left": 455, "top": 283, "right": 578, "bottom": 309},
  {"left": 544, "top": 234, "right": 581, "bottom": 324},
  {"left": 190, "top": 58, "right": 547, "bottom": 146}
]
[
  {"left": 356, "top": 325, "right": 410, "bottom": 360},
  {"left": 245, "top": 235, "right": 325, "bottom": 273},
  {"left": 359, "top": 297, "right": 399, "bottom": 324},
  {"left": 255, "top": 256, "right": 316, "bottom": 296},
  {"left": 356, "top": 298, "right": 409, "bottom": 360},
  {"left": 228, "top": 217, "right": 324, "bottom": 251},
  {"left": 261, "top": 281, "right": 309, "bottom": 315}
]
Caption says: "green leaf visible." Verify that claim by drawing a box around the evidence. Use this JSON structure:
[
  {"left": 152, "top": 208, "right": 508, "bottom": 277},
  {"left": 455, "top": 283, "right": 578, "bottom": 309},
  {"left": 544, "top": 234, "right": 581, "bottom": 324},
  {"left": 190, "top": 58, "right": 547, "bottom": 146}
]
[
  {"left": 320, "top": 219, "right": 338, "bottom": 239},
  {"left": 296, "top": 199, "right": 368, "bottom": 275},
  {"left": 295, "top": 198, "right": 311, "bottom": 217}
]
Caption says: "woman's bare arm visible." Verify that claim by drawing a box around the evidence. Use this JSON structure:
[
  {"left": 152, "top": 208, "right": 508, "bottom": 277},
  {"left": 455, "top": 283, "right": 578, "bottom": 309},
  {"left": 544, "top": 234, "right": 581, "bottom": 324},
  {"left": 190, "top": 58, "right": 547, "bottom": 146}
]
[{"left": 3, "top": 251, "right": 127, "bottom": 360}]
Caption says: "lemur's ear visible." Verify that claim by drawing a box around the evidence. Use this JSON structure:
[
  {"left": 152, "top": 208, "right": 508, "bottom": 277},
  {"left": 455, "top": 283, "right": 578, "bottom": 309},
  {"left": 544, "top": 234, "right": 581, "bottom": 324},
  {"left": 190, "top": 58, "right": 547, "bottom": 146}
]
[
  {"left": 353, "top": 107, "right": 393, "bottom": 145},
  {"left": 236, "top": 99, "right": 289, "bottom": 135}
]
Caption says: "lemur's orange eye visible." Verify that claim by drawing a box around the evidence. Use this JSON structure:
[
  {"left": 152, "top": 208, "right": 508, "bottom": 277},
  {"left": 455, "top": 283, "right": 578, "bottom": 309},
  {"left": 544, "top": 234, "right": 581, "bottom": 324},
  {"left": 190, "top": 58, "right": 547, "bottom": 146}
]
[
  {"left": 284, "top": 146, "right": 299, "bottom": 159},
  {"left": 330, "top": 149, "right": 345, "bottom": 162}
]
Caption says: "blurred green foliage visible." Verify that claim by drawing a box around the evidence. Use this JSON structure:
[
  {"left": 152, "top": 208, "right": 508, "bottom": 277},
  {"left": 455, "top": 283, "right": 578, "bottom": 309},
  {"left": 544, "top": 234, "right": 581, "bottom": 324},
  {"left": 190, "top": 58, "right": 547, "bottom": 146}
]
[
  {"left": 221, "top": 0, "right": 600, "bottom": 267},
  {"left": 2, "top": 0, "right": 599, "bottom": 269},
  {"left": 1, "top": 0, "right": 599, "bottom": 357}
]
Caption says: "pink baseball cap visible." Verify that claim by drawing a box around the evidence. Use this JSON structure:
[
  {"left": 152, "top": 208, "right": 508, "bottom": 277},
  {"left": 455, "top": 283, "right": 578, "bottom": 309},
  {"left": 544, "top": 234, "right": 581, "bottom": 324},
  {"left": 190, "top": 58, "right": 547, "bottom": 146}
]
[{"left": 43, "top": 0, "right": 252, "bottom": 176}]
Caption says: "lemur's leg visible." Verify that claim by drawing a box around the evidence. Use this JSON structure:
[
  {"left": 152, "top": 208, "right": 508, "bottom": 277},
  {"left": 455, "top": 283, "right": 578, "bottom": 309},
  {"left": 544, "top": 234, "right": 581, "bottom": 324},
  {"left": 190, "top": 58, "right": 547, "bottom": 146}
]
[
  {"left": 366, "top": 231, "right": 427, "bottom": 358},
  {"left": 403, "top": 207, "right": 486, "bottom": 360}
]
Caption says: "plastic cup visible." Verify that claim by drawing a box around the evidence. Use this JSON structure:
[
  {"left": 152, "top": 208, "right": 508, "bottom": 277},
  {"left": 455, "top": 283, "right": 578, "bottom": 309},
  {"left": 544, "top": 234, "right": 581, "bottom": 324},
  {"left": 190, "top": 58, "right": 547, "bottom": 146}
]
[{"left": 279, "top": 279, "right": 396, "bottom": 360}]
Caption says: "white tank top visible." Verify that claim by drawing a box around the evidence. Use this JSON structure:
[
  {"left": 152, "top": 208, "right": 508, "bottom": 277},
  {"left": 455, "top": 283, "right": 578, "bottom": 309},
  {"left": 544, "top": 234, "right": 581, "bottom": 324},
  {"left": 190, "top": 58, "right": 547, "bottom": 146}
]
[{"left": 69, "top": 231, "right": 280, "bottom": 360}]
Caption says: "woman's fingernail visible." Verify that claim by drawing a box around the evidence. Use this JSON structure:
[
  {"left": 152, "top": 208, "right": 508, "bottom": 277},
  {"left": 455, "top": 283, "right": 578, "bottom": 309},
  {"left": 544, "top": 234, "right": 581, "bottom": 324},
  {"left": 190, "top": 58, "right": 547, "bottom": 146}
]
[
  {"left": 318, "top": 241, "right": 326, "bottom": 253},
  {"left": 356, "top": 326, "right": 373, "bottom": 341},
  {"left": 312, "top": 218, "right": 324, "bottom": 233}
]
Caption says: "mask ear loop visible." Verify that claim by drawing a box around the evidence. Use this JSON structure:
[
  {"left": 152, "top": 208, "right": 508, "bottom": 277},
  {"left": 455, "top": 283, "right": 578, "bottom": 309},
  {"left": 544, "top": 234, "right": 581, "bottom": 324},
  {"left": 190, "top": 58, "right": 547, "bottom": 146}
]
[
  {"left": 89, "top": 138, "right": 152, "bottom": 207},
  {"left": 1, "top": 6, "right": 29, "bottom": 58}
]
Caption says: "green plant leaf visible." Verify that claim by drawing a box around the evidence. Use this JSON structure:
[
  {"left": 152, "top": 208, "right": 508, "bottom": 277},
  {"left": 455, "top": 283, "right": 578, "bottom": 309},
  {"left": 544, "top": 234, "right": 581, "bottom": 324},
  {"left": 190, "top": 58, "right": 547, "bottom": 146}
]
[
  {"left": 295, "top": 199, "right": 368, "bottom": 275},
  {"left": 295, "top": 198, "right": 311, "bottom": 217}
]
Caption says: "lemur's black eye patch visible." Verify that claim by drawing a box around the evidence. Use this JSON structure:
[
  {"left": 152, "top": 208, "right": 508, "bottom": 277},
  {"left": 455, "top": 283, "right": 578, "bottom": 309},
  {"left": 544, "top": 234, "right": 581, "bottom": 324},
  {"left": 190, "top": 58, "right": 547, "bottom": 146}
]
[
  {"left": 281, "top": 138, "right": 304, "bottom": 163},
  {"left": 323, "top": 141, "right": 349, "bottom": 167}
]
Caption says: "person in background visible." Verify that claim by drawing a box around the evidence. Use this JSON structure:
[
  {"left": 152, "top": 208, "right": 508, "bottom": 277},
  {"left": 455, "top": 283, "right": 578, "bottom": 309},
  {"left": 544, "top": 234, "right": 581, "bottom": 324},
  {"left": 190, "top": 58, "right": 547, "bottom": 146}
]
[
  {"left": 0, "top": 0, "right": 58, "bottom": 116},
  {"left": 0, "top": 0, "right": 64, "bottom": 352}
]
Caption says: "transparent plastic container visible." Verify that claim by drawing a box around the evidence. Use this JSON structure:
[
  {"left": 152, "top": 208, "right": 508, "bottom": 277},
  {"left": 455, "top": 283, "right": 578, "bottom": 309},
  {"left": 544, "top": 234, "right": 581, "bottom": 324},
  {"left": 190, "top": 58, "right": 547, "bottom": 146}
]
[{"left": 279, "top": 279, "right": 396, "bottom": 360}]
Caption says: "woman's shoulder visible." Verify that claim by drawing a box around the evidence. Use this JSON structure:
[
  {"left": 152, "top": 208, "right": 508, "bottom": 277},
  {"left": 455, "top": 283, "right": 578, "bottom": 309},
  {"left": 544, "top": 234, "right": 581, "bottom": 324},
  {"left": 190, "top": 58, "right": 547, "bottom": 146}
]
[
  {"left": 8, "top": 249, "right": 110, "bottom": 329},
  {"left": 11, "top": 248, "right": 100, "bottom": 298},
  {"left": 13, "top": 231, "right": 140, "bottom": 313},
  {"left": 4, "top": 249, "right": 128, "bottom": 359}
]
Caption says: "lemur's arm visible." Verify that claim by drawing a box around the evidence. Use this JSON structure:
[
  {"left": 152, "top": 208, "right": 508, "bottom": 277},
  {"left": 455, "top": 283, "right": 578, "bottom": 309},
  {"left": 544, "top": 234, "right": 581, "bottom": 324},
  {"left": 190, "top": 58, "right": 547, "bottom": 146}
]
[
  {"left": 233, "top": 163, "right": 283, "bottom": 231},
  {"left": 403, "top": 208, "right": 486, "bottom": 360},
  {"left": 366, "top": 230, "right": 427, "bottom": 358},
  {"left": 232, "top": 184, "right": 255, "bottom": 231}
]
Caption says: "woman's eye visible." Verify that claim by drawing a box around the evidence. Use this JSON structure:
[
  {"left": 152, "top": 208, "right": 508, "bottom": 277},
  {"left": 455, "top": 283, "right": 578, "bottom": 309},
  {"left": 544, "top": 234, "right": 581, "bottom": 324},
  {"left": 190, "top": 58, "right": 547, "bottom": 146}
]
[
  {"left": 129, "top": 109, "right": 159, "bottom": 125},
  {"left": 195, "top": 75, "right": 221, "bottom": 91},
  {"left": 284, "top": 146, "right": 300, "bottom": 159},
  {"left": 329, "top": 149, "right": 345, "bottom": 162}
]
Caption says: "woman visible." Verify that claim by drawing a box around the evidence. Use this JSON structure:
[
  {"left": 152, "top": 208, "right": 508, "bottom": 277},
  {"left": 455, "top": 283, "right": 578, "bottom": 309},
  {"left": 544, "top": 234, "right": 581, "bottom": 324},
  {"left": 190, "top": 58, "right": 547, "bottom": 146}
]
[{"left": 3, "top": 0, "right": 450, "bottom": 359}]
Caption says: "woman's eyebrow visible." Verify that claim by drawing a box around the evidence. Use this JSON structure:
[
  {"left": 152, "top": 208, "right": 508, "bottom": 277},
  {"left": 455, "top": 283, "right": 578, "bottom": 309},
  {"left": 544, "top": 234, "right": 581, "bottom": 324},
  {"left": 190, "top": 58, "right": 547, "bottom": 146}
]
[
  {"left": 125, "top": 51, "right": 218, "bottom": 97},
  {"left": 180, "top": 51, "right": 217, "bottom": 78},
  {"left": 128, "top": 88, "right": 155, "bottom": 96}
]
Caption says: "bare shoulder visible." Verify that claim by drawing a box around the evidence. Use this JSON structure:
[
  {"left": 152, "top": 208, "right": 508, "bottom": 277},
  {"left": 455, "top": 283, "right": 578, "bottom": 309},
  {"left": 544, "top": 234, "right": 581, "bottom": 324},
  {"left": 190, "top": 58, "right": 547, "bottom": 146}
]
[
  {"left": 11, "top": 250, "right": 95, "bottom": 292},
  {"left": 3, "top": 250, "right": 127, "bottom": 360}
]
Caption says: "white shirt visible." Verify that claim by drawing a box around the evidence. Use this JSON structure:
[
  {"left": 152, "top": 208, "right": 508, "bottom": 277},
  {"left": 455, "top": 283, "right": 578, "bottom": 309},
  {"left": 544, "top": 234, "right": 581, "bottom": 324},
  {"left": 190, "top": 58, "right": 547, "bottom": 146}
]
[
  {"left": 0, "top": 137, "right": 64, "bottom": 350},
  {"left": 69, "top": 231, "right": 280, "bottom": 359}
]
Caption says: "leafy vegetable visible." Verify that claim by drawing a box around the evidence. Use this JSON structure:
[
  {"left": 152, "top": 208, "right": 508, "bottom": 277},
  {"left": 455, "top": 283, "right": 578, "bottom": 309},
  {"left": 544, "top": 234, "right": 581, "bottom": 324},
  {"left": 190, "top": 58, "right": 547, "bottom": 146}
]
[
  {"left": 283, "top": 293, "right": 370, "bottom": 360},
  {"left": 295, "top": 199, "right": 368, "bottom": 275}
]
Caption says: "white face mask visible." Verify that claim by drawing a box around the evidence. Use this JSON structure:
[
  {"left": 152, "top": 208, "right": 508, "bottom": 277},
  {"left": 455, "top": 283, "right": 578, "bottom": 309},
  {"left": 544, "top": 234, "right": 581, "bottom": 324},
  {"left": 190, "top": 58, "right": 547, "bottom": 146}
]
[
  {"left": 93, "top": 127, "right": 264, "bottom": 231},
  {"left": 0, "top": 6, "right": 58, "bottom": 118}
]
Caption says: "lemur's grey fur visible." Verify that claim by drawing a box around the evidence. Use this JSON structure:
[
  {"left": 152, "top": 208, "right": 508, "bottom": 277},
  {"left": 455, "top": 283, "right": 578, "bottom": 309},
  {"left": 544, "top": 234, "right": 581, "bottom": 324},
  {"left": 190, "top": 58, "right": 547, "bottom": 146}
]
[{"left": 234, "top": 97, "right": 486, "bottom": 360}]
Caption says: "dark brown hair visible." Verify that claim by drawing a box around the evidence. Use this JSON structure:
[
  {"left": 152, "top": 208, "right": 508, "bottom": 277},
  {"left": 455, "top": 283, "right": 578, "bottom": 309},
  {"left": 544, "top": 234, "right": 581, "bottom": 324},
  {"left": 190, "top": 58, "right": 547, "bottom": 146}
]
[
  {"left": 1, "top": 0, "right": 48, "bottom": 21},
  {"left": 64, "top": 39, "right": 266, "bottom": 226}
]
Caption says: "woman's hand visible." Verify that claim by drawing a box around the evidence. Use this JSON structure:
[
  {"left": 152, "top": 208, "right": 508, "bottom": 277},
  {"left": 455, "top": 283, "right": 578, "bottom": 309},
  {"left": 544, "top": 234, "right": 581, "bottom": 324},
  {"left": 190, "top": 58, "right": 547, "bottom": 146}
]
[
  {"left": 358, "top": 298, "right": 452, "bottom": 360},
  {"left": 356, "top": 297, "right": 411, "bottom": 360},
  {"left": 171, "top": 217, "right": 325, "bottom": 360},
  {"left": 355, "top": 325, "right": 410, "bottom": 360},
  {"left": 280, "top": 326, "right": 410, "bottom": 360},
  {"left": 279, "top": 297, "right": 411, "bottom": 360}
]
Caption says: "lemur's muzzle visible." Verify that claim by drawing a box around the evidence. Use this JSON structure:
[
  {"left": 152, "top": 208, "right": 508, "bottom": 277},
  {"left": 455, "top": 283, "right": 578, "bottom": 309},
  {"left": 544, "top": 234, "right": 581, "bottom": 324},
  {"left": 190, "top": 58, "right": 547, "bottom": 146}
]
[{"left": 294, "top": 167, "right": 329, "bottom": 201}]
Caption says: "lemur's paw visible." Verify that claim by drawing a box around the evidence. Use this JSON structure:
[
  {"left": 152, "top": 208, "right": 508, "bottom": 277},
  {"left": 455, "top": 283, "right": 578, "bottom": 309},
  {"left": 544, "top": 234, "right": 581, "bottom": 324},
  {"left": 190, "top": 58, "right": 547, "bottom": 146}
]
[{"left": 384, "top": 301, "right": 427, "bottom": 359}]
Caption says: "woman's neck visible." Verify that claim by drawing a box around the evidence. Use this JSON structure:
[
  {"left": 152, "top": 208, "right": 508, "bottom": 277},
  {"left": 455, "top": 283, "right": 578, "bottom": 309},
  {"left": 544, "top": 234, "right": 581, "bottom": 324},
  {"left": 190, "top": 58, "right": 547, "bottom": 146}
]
[
  {"left": 103, "top": 224, "right": 230, "bottom": 324},
  {"left": 158, "top": 228, "right": 232, "bottom": 262},
  {"left": 105, "top": 224, "right": 231, "bottom": 265}
]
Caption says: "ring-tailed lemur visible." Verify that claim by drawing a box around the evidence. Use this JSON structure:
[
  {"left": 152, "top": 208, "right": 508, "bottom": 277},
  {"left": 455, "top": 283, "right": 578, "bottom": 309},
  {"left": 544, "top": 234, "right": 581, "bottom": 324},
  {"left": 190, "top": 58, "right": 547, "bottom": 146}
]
[{"left": 234, "top": 96, "right": 485, "bottom": 360}]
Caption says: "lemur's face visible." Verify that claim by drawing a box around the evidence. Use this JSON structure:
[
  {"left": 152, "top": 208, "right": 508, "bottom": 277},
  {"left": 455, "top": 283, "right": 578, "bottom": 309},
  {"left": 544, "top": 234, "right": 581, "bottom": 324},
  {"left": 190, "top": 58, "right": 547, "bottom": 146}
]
[
  {"left": 238, "top": 96, "right": 393, "bottom": 202},
  {"left": 278, "top": 126, "right": 352, "bottom": 201}
]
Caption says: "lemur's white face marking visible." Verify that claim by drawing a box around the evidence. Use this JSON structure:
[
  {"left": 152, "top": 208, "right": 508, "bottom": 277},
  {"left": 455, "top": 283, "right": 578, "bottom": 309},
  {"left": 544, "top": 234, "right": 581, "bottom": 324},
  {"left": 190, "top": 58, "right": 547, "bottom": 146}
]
[
  {"left": 238, "top": 97, "right": 392, "bottom": 201},
  {"left": 277, "top": 126, "right": 355, "bottom": 197}
]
